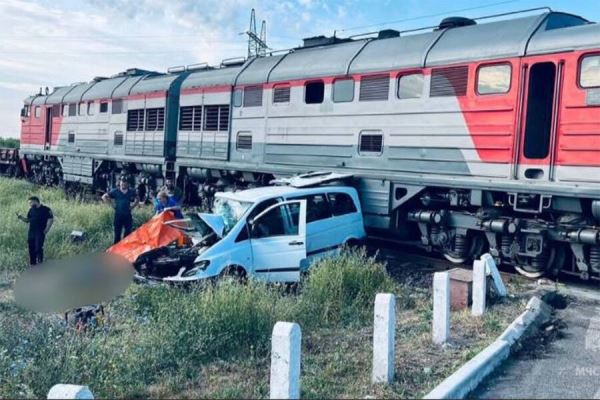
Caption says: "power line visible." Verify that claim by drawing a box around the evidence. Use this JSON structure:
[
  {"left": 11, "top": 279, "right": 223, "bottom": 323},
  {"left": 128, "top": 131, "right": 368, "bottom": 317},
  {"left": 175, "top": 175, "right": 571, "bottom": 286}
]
[{"left": 337, "top": 0, "right": 523, "bottom": 32}]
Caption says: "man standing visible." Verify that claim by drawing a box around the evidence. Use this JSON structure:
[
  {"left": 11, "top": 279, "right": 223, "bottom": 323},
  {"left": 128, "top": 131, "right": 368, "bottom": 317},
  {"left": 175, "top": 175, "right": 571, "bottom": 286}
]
[
  {"left": 102, "top": 178, "right": 137, "bottom": 244},
  {"left": 17, "top": 196, "right": 54, "bottom": 266}
]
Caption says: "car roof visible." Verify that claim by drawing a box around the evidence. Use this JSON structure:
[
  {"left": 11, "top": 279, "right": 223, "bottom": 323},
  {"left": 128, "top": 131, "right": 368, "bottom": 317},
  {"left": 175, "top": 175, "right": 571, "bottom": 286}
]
[{"left": 215, "top": 185, "right": 355, "bottom": 203}]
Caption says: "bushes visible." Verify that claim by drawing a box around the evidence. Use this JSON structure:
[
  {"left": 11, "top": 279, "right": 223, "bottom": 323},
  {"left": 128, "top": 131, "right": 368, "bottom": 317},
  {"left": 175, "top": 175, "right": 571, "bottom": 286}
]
[{"left": 299, "top": 248, "right": 397, "bottom": 327}]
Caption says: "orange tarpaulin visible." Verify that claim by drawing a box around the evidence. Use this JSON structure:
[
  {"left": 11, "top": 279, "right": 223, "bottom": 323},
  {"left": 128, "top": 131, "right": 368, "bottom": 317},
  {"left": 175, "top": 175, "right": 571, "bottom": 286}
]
[{"left": 107, "top": 211, "right": 189, "bottom": 263}]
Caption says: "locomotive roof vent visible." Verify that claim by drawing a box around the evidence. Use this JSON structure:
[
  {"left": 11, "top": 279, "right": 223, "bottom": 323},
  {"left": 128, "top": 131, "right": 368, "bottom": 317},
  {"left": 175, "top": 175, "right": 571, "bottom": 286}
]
[
  {"left": 92, "top": 76, "right": 107, "bottom": 82},
  {"left": 300, "top": 35, "right": 353, "bottom": 49},
  {"left": 437, "top": 16, "right": 477, "bottom": 30},
  {"left": 377, "top": 29, "right": 400, "bottom": 39},
  {"left": 187, "top": 62, "right": 211, "bottom": 71}
]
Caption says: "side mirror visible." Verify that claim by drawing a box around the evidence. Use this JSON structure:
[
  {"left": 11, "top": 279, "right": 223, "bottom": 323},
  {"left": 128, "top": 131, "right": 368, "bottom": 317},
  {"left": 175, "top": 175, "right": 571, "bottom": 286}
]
[{"left": 20, "top": 108, "right": 26, "bottom": 118}]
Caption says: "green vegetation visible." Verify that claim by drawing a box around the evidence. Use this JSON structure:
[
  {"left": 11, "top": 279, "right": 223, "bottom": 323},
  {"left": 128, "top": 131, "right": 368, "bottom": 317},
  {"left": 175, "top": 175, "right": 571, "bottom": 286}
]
[
  {"left": 0, "top": 177, "right": 151, "bottom": 272},
  {"left": 0, "top": 137, "right": 19, "bottom": 148},
  {"left": 0, "top": 178, "right": 526, "bottom": 398}
]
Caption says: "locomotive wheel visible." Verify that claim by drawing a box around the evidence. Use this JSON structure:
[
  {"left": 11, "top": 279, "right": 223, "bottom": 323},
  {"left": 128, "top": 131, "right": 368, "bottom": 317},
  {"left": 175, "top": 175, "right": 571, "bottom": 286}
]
[
  {"left": 442, "top": 233, "right": 486, "bottom": 265},
  {"left": 514, "top": 247, "right": 558, "bottom": 279}
]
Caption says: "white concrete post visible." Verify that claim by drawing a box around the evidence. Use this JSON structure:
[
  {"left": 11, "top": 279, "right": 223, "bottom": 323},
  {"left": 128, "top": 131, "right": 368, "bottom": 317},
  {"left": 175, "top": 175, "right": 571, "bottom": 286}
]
[
  {"left": 270, "top": 321, "right": 301, "bottom": 400},
  {"left": 47, "top": 384, "right": 94, "bottom": 399},
  {"left": 433, "top": 272, "right": 450, "bottom": 345},
  {"left": 372, "top": 293, "right": 396, "bottom": 384},
  {"left": 481, "top": 253, "right": 507, "bottom": 297},
  {"left": 472, "top": 259, "right": 487, "bottom": 316}
]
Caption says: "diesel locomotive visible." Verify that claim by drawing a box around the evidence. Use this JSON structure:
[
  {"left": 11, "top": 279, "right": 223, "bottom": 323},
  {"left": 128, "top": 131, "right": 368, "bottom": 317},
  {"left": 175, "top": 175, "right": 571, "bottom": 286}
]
[{"left": 10, "top": 9, "right": 600, "bottom": 280}]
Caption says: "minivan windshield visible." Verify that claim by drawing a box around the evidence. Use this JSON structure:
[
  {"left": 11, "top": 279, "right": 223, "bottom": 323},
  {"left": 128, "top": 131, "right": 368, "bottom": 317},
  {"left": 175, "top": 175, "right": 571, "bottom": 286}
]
[{"left": 213, "top": 196, "right": 254, "bottom": 234}]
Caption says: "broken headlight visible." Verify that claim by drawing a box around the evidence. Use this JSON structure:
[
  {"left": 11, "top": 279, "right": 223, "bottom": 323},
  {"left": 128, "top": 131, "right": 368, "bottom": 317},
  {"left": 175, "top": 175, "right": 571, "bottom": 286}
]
[{"left": 182, "top": 260, "right": 210, "bottom": 277}]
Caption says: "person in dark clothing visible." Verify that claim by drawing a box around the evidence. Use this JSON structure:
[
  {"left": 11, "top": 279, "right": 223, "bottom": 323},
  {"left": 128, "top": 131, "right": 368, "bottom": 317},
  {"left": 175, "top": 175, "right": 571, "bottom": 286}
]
[
  {"left": 17, "top": 196, "right": 54, "bottom": 266},
  {"left": 102, "top": 178, "right": 138, "bottom": 244}
]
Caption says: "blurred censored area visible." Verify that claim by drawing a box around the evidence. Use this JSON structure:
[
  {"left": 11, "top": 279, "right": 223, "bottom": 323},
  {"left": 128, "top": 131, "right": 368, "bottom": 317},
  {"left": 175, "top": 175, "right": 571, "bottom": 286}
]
[{"left": 14, "top": 253, "right": 134, "bottom": 313}]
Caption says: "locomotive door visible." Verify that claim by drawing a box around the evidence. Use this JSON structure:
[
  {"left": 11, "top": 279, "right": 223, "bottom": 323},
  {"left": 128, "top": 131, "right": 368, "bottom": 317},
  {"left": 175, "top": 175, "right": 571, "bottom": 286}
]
[
  {"left": 515, "top": 60, "right": 563, "bottom": 181},
  {"left": 44, "top": 106, "right": 53, "bottom": 150}
]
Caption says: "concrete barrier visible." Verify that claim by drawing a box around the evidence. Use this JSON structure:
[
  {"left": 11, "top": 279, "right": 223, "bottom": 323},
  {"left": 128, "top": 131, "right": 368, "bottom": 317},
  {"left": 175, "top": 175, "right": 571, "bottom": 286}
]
[
  {"left": 472, "top": 259, "right": 487, "bottom": 316},
  {"left": 47, "top": 384, "right": 93, "bottom": 399},
  {"left": 424, "top": 296, "right": 551, "bottom": 399},
  {"left": 372, "top": 293, "right": 396, "bottom": 384},
  {"left": 270, "top": 321, "right": 301, "bottom": 399},
  {"left": 433, "top": 272, "right": 450, "bottom": 345}
]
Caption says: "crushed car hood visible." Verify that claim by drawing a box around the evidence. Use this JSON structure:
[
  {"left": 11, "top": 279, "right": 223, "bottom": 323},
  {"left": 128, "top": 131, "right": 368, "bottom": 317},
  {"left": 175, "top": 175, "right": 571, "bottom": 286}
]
[{"left": 198, "top": 213, "right": 225, "bottom": 238}]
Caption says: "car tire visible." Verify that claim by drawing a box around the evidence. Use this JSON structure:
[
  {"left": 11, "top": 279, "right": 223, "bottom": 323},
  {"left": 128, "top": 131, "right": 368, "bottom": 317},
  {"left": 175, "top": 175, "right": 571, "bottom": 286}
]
[{"left": 220, "top": 265, "right": 247, "bottom": 283}]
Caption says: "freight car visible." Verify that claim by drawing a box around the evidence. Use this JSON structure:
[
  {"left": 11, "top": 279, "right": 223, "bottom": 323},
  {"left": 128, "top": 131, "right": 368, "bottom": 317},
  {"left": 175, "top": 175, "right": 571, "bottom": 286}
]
[{"left": 15, "top": 9, "right": 600, "bottom": 280}]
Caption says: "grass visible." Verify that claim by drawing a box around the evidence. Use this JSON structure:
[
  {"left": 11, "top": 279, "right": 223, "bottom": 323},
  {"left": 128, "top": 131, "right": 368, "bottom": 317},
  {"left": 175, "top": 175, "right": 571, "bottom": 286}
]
[{"left": 0, "top": 177, "right": 528, "bottom": 398}]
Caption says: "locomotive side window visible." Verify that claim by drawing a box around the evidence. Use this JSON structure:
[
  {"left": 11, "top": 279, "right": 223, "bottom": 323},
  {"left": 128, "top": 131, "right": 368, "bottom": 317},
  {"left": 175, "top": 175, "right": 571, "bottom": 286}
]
[
  {"left": 87, "top": 101, "right": 95, "bottom": 116},
  {"left": 78, "top": 102, "right": 86, "bottom": 116},
  {"left": 333, "top": 78, "right": 354, "bottom": 103},
  {"left": 34, "top": 106, "right": 40, "bottom": 118},
  {"left": 477, "top": 64, "right": 511, "bottom": 94},
  {"left": 99, "top": 102, "right": 108, "bottom": 113},
  {"left": 359, "top": 74, "right": 390, "bottom": 101},
  {"left": 68, "top": 103, "right": 77, "bottom": 117},
  {"left": 398, "top": 73, "right": 424, "bottom": 99},
  {"left": 62, "top": 105, "right": 68, "bottom": 117},
  {"left": 305, "top": 81, "right": 324, "bottom": 104},
  {"left": 233, "top": 89, "right": 243, "bottom": 107},
  {"left": 273, "top": 85, "right": 291, "bottom": 103},
  {"left": 243, "top": 86, "right": 263, "bottom": 107},
  {"left": 111, "top": 99, "right": 123, "bottom": 114},
  {"left": 580, "top": 55, "right": 600, "bottom": 88}
]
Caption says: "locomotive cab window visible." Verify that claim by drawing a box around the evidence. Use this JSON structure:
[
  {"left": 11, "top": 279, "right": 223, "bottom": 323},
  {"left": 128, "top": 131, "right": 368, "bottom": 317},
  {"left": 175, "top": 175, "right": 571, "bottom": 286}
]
[
  {"left": 34, "top": 106, "right": 40, "bottom": 118},
  {"left": 580, "top": 55, "right": 600, "bottom": 88},
  {"left": 398, "top": 73, "right": 424, "bottom": 99},
  {"left": 68, "top": 103, "right": 77, "bottom": 117},
  {"left": 87, "top": 101, "right": 95, "bottom": 116},
  {"left": 333, "top": 78, "right": 355, "bottom": 103},
  {"left": 78, "top": 102, "right": 86, "bottom": 116},
  {"left": 477, "top": 64, "right": 511, "bottom": 94},
  {"left": 305, "top": 81, "right": 324, "bottom": 104},
  {"left": 62, "top": 105, "right": 68, "bottom": 117}
]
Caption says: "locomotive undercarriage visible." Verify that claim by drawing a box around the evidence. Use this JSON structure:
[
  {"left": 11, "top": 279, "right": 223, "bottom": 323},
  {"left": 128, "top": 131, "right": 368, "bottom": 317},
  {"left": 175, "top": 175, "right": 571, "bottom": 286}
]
[{"left": 405, "top": 188, "right": 600, "bottom": 281}]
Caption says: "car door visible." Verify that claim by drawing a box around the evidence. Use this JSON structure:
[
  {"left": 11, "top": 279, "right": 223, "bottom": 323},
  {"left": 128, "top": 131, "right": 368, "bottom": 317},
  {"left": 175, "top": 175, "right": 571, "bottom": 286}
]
[{"left": 249, "top": 200, "right": 306, "bottom": 282}]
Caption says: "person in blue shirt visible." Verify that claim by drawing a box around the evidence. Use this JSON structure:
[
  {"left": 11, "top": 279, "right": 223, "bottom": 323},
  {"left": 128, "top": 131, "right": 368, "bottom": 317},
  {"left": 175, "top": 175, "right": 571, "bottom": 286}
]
[{"left": 154, "top": 191, "right": 183, "bottom": 219}]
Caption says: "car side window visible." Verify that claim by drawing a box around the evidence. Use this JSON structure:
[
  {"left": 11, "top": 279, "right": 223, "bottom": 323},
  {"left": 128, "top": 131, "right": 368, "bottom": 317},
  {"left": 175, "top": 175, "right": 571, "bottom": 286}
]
[
  {"left": 236, "top": 198, "right": 279, "bottom": 242},
  {"left": 328, "top": 192, "right": 358, "bottom": 216},
  {"left": 288, "top": 193, "right": 332, "bottom": 223},
  {"left": 251, "top": 204, "right": 298, "bottom": 239}
]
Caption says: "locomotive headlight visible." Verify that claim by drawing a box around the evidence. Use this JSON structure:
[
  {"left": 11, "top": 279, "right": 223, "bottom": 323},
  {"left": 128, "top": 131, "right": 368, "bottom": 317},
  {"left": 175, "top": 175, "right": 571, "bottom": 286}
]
[{"left": 182, "top": 260, "right": 210, "bottom": 277}]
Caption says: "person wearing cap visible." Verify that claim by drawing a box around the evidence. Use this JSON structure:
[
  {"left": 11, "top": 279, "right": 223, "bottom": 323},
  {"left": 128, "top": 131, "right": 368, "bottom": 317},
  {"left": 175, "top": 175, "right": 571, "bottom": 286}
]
[
  {"left": 102, "top": 178, "right": 138, "bottom": 244},
  {"left": 17, "top": 196, "right": 54, "bottom": 266}
]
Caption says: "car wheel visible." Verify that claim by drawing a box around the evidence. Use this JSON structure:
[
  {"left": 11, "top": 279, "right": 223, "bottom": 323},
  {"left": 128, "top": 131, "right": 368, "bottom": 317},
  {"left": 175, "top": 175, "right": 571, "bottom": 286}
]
[{"left": 221, "top": 265, "right": 247, "bottom": 283}]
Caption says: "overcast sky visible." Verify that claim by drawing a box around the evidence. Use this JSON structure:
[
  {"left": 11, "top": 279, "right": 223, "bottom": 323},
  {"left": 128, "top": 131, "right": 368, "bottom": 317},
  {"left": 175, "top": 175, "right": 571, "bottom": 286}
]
[{"left": 1, "top": 0, "right": 598, "bottom": 138}]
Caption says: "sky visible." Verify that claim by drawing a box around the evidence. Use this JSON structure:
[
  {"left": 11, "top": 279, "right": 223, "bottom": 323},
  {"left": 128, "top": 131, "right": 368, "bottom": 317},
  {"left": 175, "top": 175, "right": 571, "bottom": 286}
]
[{"left": 1, "top": 0, "right": 599, "bottom": 138}]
